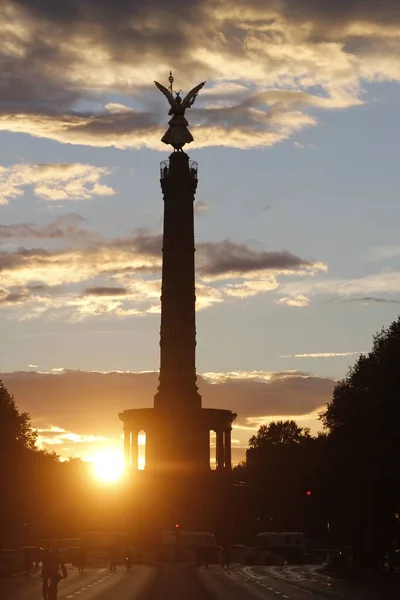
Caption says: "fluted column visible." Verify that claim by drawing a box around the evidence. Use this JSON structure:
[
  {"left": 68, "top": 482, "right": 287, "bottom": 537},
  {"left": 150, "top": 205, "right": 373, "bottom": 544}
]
[
  {"left": 155, "top": 152, "right": 201, "bottom": 411},
  {"left": 204, "top": 430, "right": 210, "bottom": 469},
  {"left": 224, "top": 428, "right": 232, "bottom": 470},
  {"left": 216, "top": 429, "right": 224, "bottom": 470},
  {"left": 124, "top": 427, "right": 131, "bottom": 469}
]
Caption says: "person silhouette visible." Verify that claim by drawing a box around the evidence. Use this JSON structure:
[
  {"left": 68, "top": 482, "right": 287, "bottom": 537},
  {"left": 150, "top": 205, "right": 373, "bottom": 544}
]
[
  {"left": 222, "top": 545, "right": 230, "bottom": 570},
  {"left": 109, "top": 546, "right": 117, "bottom": 572},
  {"left": 41, "top": 549, "right": 67, "bottom": 600},
  {"left": 77, "top": 547, "right": 86, "bottom": 572}
]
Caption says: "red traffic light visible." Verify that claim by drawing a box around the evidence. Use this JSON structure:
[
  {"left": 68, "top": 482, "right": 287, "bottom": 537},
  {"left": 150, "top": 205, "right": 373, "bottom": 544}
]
[
  {"left": 306, "top": 490, "right": 312, "bottom": 496},
  {"left": 175, "top": 523, "right": 180, "bottom": 529}
]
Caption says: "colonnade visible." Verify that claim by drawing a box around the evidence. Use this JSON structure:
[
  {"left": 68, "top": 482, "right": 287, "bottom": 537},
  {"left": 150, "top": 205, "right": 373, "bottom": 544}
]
[{"left": 123, "top": 425, "right": 232, "bottom": 471}]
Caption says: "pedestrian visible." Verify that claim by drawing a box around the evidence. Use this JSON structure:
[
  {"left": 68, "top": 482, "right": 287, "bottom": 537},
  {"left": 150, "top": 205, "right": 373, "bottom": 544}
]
[
  {"left": 109, "top": 547, "right": 117, "bottom": 572},
  {"left": 77, "top": 547, "right": 86, "bottom": 573},
  {"left": 222, "top": 545, "right": 230, "bottom": 570},
  {"left": 125, "top": 547, "right": 132, "bottom": 571},
  {"left": 41, "top": 548, "right": 67, "bottom": 600},
  {"left": 204, "top": 546, "right": 211, "bottom": 569}
]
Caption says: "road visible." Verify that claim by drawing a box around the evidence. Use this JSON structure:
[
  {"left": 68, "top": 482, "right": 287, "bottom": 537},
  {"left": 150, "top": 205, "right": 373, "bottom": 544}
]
[
  {"left": 198, "top": 563, "right": 400, "bottom": 600},
  {"left": 0, "top": 565, "right": 156, "bottom": 600},
  {"left": 1, "top": 563, "right": 398, "bottom": 600}
]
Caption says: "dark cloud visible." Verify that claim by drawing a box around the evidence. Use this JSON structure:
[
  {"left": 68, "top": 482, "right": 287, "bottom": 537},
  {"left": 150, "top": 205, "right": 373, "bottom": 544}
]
[
  {"left": 0, "top": 284, "right": 59, "bottom": 305},
  {"left": 201, "top": 371, "right": 333, "bottom": 421},
  {"left": 0, "top": 226, "right": 318, "bottom": 288},
  {"left": 0, "top": 97, "right": 316, "bottom": 150},
  {"left": 340, "top": 296, "right": 400, "bottom": 305},
  {"left": 0, "top": 214, "right": 87, "bottom": 241},
  {"left": 0, "top": 369, "right": 333, "bottom": 438},
  {"left": 0, "top": 292, "right": 27, "bottom": 304},
  {"left": 279, "top": 0, "right": 400, "bottom": 27},
  {"left": 197, "top": 240, "right": 313, "bottom": 276},
  {"left": 1, "top": 0, "right": 399, "bottom": 149},
  {"left": 130, "top": 231, "right": 162, "bottom": 257},
  {"left": 11, "top": 1, "right": 400, "bottom": 39},
  {"left": 83, "top": 287, "right": 128, "bottom": 297}
]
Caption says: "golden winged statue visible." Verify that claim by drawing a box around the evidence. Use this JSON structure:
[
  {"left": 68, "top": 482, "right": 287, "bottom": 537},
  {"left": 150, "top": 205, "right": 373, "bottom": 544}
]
[{"left": 155, "top": 79, "right": 206, "bottom": 150}]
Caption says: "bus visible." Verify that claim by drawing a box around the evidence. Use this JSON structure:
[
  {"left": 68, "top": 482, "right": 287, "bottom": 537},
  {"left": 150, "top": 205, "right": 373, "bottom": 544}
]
[{"left": 160, "top": 530, "right": 220, "bottom": 563}]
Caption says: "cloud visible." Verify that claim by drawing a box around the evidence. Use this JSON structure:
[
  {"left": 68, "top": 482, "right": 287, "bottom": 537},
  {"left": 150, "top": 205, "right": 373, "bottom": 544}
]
[
  {"left": 0, "top": 94, "right": 320, "bottom": 150},
  {"left": 194, "top": 200, "right": 210, "bottom": 214},
  {"left": 0, "top": 224, "right": 325, "bottom": 318},
  {"left": 0, "top": 164, "right": 115, "bottom": 205},
  {"left": 0, "top": 213, "right": 89, "bottom": 241},
  {"left": 279, "top": 271, "right": 400, "bottom": 300},
  {"left": 293, "top": 141, "right": 317, "bottom": 150},
  {"left": 281, "top": 352, "right": 363, "bottom": 359},
  {"left": 339, "top": 296, "right": 400, "bottom": 305},
  {"left": 1, "top": 1, "right": 400, "bottom": 149},
  {"left": 197, "top": 241, "right": 321, "bottom": 279},
  {"left": 1, "top": 368, "right": 333, "bottom": 459},
  {"left": 83, "top": 287, "right": 129, "bottom": 297},
  {"left": 278, "top": 294, "right": 310, "bottom": 307}
]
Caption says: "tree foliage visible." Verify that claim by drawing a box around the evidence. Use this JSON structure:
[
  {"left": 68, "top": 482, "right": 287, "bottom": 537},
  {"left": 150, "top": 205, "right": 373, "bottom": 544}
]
[
  {"left": 0, "top": 380, "right": 37, "bottom": 452},
  {"left": 249, "top": 420, "right": 311, "bottom": 448},
  {"left": 235, "top": 318, "right": 400, "bottom": 564},
  {"left": 322, "top": 318, "right": 400, "bottom": 455}
]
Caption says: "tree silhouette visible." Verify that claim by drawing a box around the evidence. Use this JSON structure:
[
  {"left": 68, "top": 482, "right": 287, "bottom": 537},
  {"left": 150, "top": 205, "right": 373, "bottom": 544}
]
[
  {"left": 321, "top": 317, "right": 400, "bottom": 568},
  {"left": 249, "top": 420, "right": 311, "bottom": 448},
  {"left": 238, "top": 420, "right": 325, "bottom": 537},
  {"left": 0, "top": 380, "right": 37, "bottom": 452}
]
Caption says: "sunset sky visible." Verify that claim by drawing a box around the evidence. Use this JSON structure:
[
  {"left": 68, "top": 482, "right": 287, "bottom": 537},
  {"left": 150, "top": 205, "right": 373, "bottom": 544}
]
[{"left": 1, "top": 0, "right": 400, "bottom": 465}]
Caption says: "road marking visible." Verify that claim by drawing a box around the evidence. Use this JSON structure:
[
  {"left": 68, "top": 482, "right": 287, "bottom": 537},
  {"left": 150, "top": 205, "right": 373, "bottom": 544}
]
[
  {"left": 268, "top": 587, "right": 273, "bottom": 591},
  {"left": 274, "top": 592, "right": 281, "bottom": 595},
  {"left": 283, "top": 596, "right": 290, "bottom": 599},
  {"left": 293, "top": 585, "right": 314, "bottom": 595}
]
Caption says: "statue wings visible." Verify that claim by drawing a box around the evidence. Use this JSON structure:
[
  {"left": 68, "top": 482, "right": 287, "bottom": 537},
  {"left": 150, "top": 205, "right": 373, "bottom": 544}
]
[
  {"left": 154, "top": 81, "right": 175, "bottom": 107},
  {"left": 154, "top": 80, "right": 206, "bottom": 109},
  {"left": 181, "top": 81, "right": 206, "bottom": 108}
]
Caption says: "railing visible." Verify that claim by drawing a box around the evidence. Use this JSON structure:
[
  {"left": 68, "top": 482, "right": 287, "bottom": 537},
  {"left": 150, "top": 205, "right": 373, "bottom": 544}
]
[{"left": 160, "top": 160, "right": 198, "bottom": 180}]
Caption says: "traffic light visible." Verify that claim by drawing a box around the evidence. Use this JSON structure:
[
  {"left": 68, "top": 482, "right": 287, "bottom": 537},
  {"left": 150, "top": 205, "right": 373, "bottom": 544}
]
[
  {"left": 306, "top": 490, "right": 312, "bottom": 496},
  {"left": 175, "top": 523, "right": 180, "bottom": 530}
]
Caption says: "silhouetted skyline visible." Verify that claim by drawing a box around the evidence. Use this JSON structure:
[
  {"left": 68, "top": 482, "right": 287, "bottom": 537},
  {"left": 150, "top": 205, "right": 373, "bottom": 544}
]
[{"left": 1, "top": 0, "right": 400, "bottom": 464}]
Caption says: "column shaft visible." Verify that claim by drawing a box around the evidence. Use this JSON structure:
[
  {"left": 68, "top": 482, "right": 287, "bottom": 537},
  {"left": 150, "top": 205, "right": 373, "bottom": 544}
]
[
  {"left": 155, "top": 152, "right": 201, "bottom": 410},
  {"left": 216, "top": 430, "right": 224, "bottom": 470},
  {"left": 204, "top": 430, "right": 210, "bottom": 469},
  {"left": 224, "top": 428, "right": 232, "bottom": 470}
]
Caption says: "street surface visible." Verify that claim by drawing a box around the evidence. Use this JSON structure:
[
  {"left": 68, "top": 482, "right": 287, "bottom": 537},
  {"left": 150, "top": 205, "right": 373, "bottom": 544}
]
[
  {"left": 198, "top": 563, "right": 400, "bottom": 600},
  {"left": 1, "top": 563, "right": 399, "bottom": 600},
  {"left": 0, "top": 565, "right": 156, "bottom": 600}
]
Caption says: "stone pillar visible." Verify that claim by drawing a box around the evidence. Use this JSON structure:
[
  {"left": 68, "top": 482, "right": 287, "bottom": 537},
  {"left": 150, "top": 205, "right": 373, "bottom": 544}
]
[
  {"left": 224, "top": 428, "right": 232, "bottom": 470},
  {"left": 131, "top": 431, "right": 138, "bottom": 471},
  {"left": 204, "top": 429, "right": 210, "bottom": 469},
  {"left": 124, "top": 427, "right": 131, "bottom": 469},
  {"left": 216, "top": 429, "right": 224, "bottom": 470}
]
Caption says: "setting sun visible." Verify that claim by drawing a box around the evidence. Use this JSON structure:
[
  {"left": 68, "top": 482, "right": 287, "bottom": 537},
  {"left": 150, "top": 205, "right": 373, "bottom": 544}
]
[{"left": 92, "top": 448, "right": 124, "bottom": 483}]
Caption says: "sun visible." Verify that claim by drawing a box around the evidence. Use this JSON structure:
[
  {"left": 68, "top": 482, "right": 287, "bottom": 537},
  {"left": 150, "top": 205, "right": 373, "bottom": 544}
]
[{"left": 92, "top": 448, "right": 124, "bottom": 483}]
